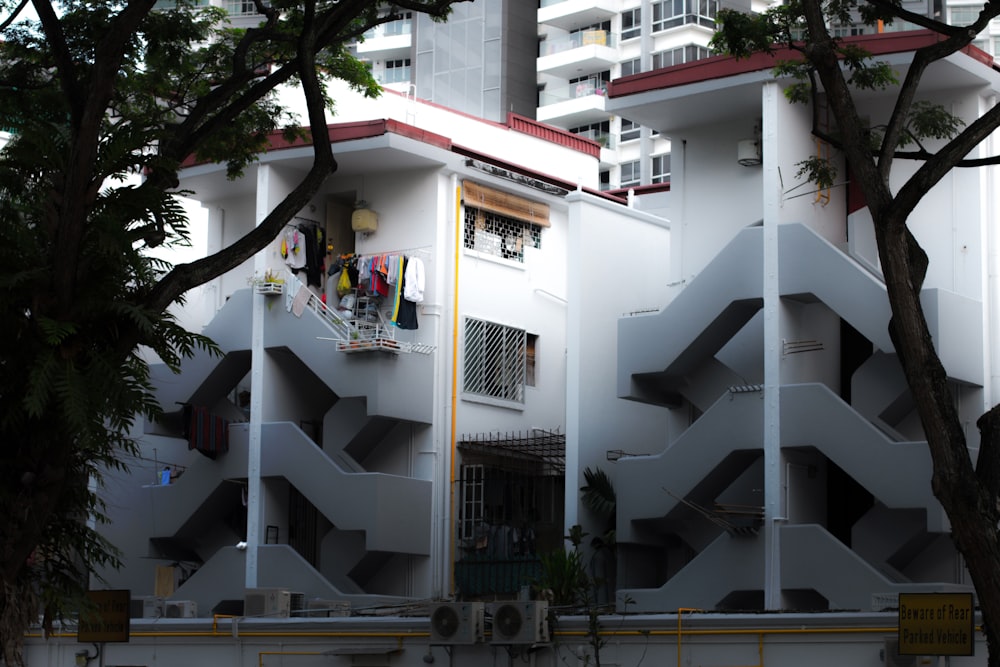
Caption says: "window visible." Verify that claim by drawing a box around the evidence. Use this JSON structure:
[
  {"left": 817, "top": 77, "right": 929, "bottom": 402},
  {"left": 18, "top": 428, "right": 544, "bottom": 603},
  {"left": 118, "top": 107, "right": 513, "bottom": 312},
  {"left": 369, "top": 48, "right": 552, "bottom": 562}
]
[
  {"left": 620, "top": 160, "right": 640, "bottom": 188},
  {"left": 570, "top": 20, "right": 612, "bottom": 36},
  {"left": 652, "top": 154, "right": 671, "bottom": 184},
  {"left": 568, "top": 70, "right": 610, "bottom": 98},
  {"left": 384, "top": 11, "right": 413, "bottom": 35},
  {"left": 621, "top": 58, "right": 641, "bottom": 77},
  {"left": 463, "top": 181, "right": 548, "bottom": 263},
  {"left": 831, "top": 24, "right": 865, "bottom": 37},
  {"left": 225, "top": 0, "right": 256, "bottom": 15},
  {"left": 526, "top": 334, "right": 537, "bottom": 387},
  {"left": 652, "top": 0, "right": 718, "bottom": 31},
  {"left": 383, "top": 58, "right": 411, "bottom": 84},
  {"left": 569, "top": 120, "right": 610, "bottom": 147},
  {"left": 463, "top": 318, "right": 529, "bottom": 403},
  {"left": 622, "top": 7, "right": 642, "bottom": 39},
  {"left": 652, "top": 44, "right": 711, "bottom": 69},
  {"left": 463, "top": 208, "right": 542, "bottom": 263},
  {"left": 620, "top": 118, "right": 641, "bottom": 142},
  {"left": 949, "top": 5, "right": 979, "bottom": 25},
  {"left": 600, "top": 170, "right": 611, "bottom": 191}
]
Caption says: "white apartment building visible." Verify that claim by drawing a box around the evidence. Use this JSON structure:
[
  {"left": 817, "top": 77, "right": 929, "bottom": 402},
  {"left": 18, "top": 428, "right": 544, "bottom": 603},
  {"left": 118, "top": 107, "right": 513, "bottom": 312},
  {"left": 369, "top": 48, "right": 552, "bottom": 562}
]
[{"left": 16, "top": 11, "right": 1000, "bottom": 667}]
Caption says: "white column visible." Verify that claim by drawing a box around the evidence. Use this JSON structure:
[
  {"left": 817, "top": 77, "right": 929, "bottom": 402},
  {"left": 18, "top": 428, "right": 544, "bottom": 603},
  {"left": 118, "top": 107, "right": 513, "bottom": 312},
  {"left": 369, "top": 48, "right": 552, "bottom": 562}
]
[
  {"left": 245, "top": 164, "right": 270, "bottom": 589},
  {"left": 761, "top": 82, "right": 783, "bottom": 609}
]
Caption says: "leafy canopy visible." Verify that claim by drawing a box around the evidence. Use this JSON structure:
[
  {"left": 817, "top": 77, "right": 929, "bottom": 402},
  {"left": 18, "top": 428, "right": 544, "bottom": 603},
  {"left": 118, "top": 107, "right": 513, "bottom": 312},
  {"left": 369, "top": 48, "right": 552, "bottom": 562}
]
[
  {"left": 710, "top": 0, "right": 969, "bottom": 189},
  {"left": 0, "top": 0, "right": 465, "bottom": 663}
]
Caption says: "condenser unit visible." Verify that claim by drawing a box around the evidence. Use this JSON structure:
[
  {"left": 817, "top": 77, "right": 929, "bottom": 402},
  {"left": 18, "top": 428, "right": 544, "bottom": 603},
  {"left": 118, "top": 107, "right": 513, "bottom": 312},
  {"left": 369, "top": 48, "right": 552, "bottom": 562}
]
[
  {"left": 130, "top": 596, "right": 164, "bottom": 619},
  {"left": 244, "top": 589, "right": 292, "bottom": 618},
  {"left": 164, "top": 600, "right": 197, "bottom": 618},
  {"left": 429, "top": 602, "right": 484, "bottom": 645},
  {"left": 490, "top": 601, "right": 550, "bottom": 645}
]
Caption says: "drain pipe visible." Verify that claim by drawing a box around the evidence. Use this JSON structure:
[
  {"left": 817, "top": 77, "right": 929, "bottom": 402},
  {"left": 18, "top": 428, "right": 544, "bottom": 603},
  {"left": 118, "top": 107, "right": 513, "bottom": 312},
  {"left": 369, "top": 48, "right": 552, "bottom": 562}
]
[{"left": 447, "top": 177, "right": 462, "bottom": 596}]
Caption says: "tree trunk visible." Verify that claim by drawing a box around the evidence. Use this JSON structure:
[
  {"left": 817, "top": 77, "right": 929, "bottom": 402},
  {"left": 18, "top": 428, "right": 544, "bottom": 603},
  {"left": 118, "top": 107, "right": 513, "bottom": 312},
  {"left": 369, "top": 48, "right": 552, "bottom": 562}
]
[{"left": 875, "top": 218, "right": 1000, "bottom": 666}]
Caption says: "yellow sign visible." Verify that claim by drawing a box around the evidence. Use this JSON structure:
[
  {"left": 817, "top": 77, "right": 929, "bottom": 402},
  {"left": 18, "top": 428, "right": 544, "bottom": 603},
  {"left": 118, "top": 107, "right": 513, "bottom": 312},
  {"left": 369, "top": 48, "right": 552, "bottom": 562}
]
[
  {"left": 898, "top": 592, "right": 974, "bottom": 656},
  {"left": 78, "top": 590, "right": 130, "bottom": 643}
]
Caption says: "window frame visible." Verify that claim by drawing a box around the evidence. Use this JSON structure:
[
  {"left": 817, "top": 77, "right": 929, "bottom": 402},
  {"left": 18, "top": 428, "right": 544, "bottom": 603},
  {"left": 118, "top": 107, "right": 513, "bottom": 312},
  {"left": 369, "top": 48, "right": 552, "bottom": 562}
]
[
  {"left": 652, "top": 154, "right": 671, "bottom": 184},
  {"left": 462, "top": 318, "right": 530, "bottom": 405},
  {"left": 621, "top": 7, "right": 641, "bottom": 40},
  {"left": 620, "top": 160, "right": 641, "bottom": 188}
]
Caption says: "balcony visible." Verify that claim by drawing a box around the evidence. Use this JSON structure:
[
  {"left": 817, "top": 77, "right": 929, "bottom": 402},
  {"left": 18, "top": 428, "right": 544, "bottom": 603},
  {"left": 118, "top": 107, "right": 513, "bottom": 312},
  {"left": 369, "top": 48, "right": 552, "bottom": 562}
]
[
  {"left": 537, "top": 77, "right": 609, "bottom": 127},
  {"left": 537, "top": 30, "right": 619, "bottom": 79},
  {"left": 538, "top": 0, "right": 619, "bottom": 32},
  {"left": 357, "top": 20, "right": 412, "bottom": 59}
]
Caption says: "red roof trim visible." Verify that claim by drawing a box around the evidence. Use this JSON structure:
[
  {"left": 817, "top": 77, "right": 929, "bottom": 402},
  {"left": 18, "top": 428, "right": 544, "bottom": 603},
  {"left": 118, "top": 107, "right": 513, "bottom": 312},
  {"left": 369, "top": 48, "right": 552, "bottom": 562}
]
[
  {"left": 180, "top": 118, "right": 452, "bottom": 168},
  {"left": 607, "top": 30, "right": 994, "bottom": 99},
  {"left": 506, "top": 112, "right": 602, "bottom": 158}
]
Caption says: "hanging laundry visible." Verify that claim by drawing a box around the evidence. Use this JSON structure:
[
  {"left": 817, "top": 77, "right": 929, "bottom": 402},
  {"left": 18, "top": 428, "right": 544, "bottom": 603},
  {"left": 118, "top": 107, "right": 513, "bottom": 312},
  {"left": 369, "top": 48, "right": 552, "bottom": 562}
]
[
  {"left": 282, "top": 226, "right": 306, "bottom": 270},
  {"left": 403, "top": 256, "right": 425, "bottom": 303},
  {"left": 395, "top": 255, "right": 419, "bottom": 330},
  {"left": 186, "top": 406, "right": 230, "bottom": 459}
]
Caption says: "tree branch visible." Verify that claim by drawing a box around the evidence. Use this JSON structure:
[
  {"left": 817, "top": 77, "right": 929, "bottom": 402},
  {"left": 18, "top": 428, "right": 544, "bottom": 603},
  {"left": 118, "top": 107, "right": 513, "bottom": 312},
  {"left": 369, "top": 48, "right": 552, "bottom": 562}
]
[
  {"left": 0, "top": 0, "right": 29, "bottom": 32},
  {"left": 143, "top": 1, "right": 337, "bottom": 315},
  {"left": 30, "top": 0, "right": 80, "bottom": 119}
]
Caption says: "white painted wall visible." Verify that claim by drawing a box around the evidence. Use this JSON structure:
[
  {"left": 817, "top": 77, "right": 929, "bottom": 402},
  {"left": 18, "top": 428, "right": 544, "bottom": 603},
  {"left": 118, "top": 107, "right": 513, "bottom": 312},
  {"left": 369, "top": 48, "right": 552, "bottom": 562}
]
[{"left": 566, "top": 191, "right": 673, "bottom": 534}]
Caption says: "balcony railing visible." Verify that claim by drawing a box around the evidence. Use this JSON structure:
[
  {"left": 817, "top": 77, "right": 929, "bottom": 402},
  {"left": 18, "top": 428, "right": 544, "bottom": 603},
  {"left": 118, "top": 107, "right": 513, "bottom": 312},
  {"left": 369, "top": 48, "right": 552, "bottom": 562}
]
[
  {"left": 538, "top": 77, "right": 608, "bottom": 107},
  {"left": 362, "top": 18, "right": 413, "bottom": 40},
  {"left": 379, "top": 66, "right": 411, "bottom": 84},
  {"left": 571, "top": 128, "right": 614, "bottom": 149},
  {"left": 540, "top": 30, "right": 618, "bottom": 56},
  {"left": 454, "top": 555, "right": 543, "bottom": 597}
]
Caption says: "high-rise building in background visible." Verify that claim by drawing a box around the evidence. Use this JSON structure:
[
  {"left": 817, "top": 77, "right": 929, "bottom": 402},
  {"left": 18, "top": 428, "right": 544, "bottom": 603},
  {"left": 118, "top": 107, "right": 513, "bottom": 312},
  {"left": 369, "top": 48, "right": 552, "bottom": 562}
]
[{"left": 356, "top": 0, "right": 1000, "bottom": 192}]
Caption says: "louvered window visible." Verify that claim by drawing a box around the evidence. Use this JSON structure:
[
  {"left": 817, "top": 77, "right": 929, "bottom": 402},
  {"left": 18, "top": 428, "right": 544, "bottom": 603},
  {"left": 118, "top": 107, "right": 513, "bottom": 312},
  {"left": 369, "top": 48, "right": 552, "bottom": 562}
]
[{"left": 463, "top": 318, "right": 527, "bottom": 403}]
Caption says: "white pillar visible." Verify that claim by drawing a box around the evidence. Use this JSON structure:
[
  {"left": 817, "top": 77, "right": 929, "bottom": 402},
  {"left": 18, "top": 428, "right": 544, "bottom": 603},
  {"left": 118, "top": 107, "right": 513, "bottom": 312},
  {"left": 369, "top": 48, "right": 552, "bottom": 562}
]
[
  {"left": 245, "top": 164, "right": 270, "bottom": 589},
  {"left": 761, "top": 81, "right": 783, "bottom": 609}
]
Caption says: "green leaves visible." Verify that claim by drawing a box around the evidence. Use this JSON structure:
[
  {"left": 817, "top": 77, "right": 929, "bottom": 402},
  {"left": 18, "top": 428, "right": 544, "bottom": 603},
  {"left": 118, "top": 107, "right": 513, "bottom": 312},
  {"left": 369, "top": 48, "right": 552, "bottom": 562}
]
[{"left": 904, "top": 99, "right": 965, "bottom": 144}]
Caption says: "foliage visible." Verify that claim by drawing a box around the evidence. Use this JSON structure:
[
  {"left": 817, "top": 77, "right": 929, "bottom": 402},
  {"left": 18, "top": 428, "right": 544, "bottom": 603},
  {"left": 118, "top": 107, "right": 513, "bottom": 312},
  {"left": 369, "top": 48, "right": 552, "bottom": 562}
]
[
  {"left": 711, "top": 0, "right": 1000, "bottom": 665},
  {"left": 0, "top": 0, "right": 467, "bottom": 663}
]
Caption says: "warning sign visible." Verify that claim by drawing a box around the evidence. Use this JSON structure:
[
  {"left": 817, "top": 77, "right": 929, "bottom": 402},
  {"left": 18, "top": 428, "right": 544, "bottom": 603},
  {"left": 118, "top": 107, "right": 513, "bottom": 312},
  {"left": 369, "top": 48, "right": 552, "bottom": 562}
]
[
  {"left": 898, "top": 592, "right": 974, "bottom": 656},
  {"left": 78, "top": 590, "right": 130, "bottom": 643}
]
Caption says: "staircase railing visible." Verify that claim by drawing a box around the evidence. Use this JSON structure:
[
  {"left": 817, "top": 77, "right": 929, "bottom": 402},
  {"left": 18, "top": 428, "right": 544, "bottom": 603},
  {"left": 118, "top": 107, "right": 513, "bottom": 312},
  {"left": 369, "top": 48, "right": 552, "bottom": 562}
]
[{"left": 280, "top": 271, "right": 434, "bottom": 355}]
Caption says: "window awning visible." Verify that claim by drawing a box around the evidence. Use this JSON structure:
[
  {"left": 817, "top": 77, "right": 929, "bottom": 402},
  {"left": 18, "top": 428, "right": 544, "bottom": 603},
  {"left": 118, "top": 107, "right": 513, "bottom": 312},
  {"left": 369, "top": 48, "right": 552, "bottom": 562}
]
[{"left": 463, "top": 180, "right": 551, "bottom": 228}]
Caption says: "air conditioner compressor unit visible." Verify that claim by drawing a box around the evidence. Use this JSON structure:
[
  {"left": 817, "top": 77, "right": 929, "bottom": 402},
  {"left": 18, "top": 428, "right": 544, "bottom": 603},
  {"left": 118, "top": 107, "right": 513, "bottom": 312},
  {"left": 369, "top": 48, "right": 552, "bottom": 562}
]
[
  {"left": 490, "top": 601, "right": 550, "bottom": 645},
  {"left": 429, "top": 602, "right": 484, "bottom": 645},
  {"left": 164, "top": 600, "right": 198, "bottom": 618},
  {"left": 244, "top": 589, "right": 292, "bottom": 618},
  {"left": 130, "top": 596, "right": 164, "bottom": 619}
]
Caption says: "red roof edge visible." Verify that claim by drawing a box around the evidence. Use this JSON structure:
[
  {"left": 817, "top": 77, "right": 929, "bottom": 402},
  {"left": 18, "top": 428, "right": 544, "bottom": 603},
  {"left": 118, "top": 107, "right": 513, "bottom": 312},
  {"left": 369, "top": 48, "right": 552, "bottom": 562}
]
[
  {"left": 607, "top": 29, "right": 995, "bottom": 99},
  {"left": 179, "top": 118, "right": 453, "bottom": 169},
  {"left": 507, "top": 112, "right": 603, "bottom": 159}
]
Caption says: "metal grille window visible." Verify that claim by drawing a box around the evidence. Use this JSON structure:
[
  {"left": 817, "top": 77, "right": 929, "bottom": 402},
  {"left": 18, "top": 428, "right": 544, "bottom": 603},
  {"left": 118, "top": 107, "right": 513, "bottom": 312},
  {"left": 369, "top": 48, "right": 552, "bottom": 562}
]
[
  {"left": 464, "top": 208, "right": 541, "bottom": 262},
  {"left": 464, "top": 318, "right": 527, "bottom": 403}
]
